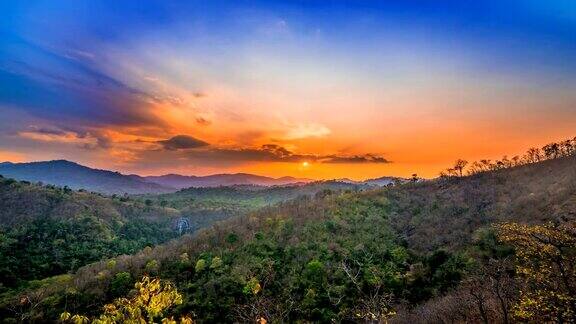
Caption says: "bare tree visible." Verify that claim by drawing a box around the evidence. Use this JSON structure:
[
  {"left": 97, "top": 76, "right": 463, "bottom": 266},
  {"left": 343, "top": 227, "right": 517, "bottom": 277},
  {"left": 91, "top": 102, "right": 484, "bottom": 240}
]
[
  {"left": 453, "top": 159, "right": 468, "bottom": 177},
  {"left": 543, "top": 143, "right": 560, "bottom": 159},
  {"left": 524, "top": 147, "right": 543, "bottom": 163},
  {"left": 341, "top": 259, "right": 396, "bottom": 323},
  {"left": 7, "top": 286, "right": 51, "bottom": 322},
  {"left": 233, "top": 263, "right": 296, "bottom": 323}
]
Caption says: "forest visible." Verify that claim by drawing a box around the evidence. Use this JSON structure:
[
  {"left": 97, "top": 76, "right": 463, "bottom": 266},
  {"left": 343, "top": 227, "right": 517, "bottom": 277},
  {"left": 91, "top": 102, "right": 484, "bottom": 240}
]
[
  {"left": 0, "top": 136, "right": 574, "bottom": 323},
  {"left": 0, "top": 177, "right": 361, "bottom": 299}
]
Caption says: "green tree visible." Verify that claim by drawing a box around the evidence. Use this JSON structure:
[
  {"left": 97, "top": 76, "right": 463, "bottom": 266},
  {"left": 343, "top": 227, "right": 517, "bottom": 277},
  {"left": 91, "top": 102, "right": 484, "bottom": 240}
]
[
  {"left": 61, "top": 276, "right": 191, "bottom": 323},
  {"left": 497, "top": 222, "right": 576, "bottom": 322},
  {"left": 109, "top": 272, "right": 132, "bottom": 298}
]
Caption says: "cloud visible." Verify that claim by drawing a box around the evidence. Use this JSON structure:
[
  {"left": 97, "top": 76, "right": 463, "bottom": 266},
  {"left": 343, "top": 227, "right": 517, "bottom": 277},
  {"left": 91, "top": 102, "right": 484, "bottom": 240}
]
[
  {"left": 0, "top": 40, "right": 197, "bottom": 132},
  {"left": 196, "top": 117, "right": 211, "bottom": 126},
  {"left": 127, "top": 141, "right": 390, "bottom": 170},
  {"left": 28, "top": 127, "right": 68, "bottom": 136},
  {"left": 171, "top": 143, "right": 389, "bottom": 164},
  {"left": 195, "top": 144, "right": 301, "bottom": 163},
  {"left": 158, "top": 135, "right": 210, "bottom": 150},
  {"left": 261, "top": 144, "right": 292, "bottom": 158},
  {"left": 321, "top": 154, "right": 390, "bottom": 164},
  {"left": 17, "top": 126, "right": 113, "bottom": 150},
  {"left": 283, "top": 123, "right": 331, "bottom": 140},
  {"left": 0, "top": 57, "right": 163, "bottom": 129}
]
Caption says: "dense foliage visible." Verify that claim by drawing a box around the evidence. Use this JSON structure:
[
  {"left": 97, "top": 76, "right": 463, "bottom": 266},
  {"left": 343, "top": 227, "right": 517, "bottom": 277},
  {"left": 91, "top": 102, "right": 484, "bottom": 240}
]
[
  {"left": 394, "top": 222, "right": 576, "bottom": 323},
  {"left": 498, "top": 222, "right": 576, "bottom": 322},
  {"left": 0, "top": 177, "right": 181, "bottom": 294},
  {"left": 0, "top": 215, "right": 176, "bottom": 290},
  {"left": 167, "top": 193, "right": 471, "bottom": 322},
  {"left": 135, "top": 182, "right": 367, "bottom": 234}
]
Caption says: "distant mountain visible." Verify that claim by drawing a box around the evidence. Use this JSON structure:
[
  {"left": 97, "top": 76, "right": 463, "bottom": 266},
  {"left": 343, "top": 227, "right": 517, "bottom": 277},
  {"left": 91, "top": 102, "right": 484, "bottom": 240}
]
[
  {"left": 363, "top": 176, "right": 408, "bottom": 186},
  {"left": 0, "top": 159, "right": 401, "bottom": 194},
  {"left": 143, "top": 173, "right": 313, "bottom": 189},
  {"left": 0, "top": 160, "right": 173, "bottom": 194},
  {"left": 332, "top": 177, "right": 358, "bottom": 184}
]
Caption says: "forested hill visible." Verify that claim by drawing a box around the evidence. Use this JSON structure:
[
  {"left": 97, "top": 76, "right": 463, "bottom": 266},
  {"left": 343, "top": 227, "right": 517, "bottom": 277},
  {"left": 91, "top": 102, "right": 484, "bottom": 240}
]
[
  {"left": 6, "top": 154, "right": 574, "bottom": 322},
  {"left": 0, "top": 175, "right": 178, "bottom": 227},
  {"left": 139, "top": 180, "right": 368, "bottom": 211},
  {"left": 0, "top": 176, "right": 180, "bottom": 289},
  {"left": 0, "top": 177, "right": 365, "bottom": 297}
]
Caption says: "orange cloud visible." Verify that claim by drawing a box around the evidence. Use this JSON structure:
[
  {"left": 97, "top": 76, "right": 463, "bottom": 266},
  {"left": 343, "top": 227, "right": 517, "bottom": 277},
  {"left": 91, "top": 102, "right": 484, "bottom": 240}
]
[{"left": 282, "top": 123, "right": 331, "bottom": 140}]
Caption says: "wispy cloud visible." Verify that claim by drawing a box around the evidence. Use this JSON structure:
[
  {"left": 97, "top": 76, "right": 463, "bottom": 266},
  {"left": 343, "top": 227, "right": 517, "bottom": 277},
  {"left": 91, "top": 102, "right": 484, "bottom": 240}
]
[
  {"left": 282, "top": 123, "right": 331, "bottom": 140},
  {"left": 17, "top": 126, "right": 112, "bottom": 150}
]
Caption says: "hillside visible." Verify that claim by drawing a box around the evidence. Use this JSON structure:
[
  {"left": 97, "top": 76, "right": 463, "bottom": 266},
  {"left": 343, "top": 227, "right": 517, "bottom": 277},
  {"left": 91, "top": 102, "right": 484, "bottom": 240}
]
[
  {"left": 0, "top": 160, "right": 173, "bottom": 194},
  {"left": 6, "top": 155, "right": 574, "bottom": 322},
  {"left": 0, "top": 176, "right": 181, "bottom": 290},
  {"left": 135, "top": 181, "right": 367, "bottom": 234},
  {"left": 387, "top": 155, "right": 576, "bottom": 252},
  {"left": 0, "top": 177, "right": 180, "bottom": 228},
  {"left": 139, "top": 181, "right": 366, "bottom": 210}
]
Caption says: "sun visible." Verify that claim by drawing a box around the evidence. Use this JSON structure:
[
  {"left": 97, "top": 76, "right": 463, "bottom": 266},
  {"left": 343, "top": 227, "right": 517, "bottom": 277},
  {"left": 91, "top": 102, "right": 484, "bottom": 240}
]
[{"left": 302, "top": 161, "right": 309, "bottom": 167}]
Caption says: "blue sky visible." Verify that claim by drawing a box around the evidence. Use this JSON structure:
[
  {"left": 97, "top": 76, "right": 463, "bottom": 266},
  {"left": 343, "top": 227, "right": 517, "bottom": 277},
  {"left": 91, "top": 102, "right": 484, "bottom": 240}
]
[{"left": 0, "top": 0, "right": 575, "bottom": 178}]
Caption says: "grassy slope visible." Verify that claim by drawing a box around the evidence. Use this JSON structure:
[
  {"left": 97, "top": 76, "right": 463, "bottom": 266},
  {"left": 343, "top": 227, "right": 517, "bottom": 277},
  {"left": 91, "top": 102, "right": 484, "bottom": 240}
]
[{"left": 387, "top": 155, "right": 576, "bottom": 252}]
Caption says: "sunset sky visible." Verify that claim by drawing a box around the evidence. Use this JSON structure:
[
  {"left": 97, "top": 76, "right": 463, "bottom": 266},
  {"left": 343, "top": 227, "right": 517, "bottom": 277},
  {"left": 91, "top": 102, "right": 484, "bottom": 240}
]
[{"left": 1, "top": 1, "right": 575, "bottom": 179}]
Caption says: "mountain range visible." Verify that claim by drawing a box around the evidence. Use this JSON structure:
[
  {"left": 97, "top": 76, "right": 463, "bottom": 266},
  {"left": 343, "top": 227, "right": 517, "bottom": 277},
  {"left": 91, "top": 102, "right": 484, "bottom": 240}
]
[
  {"left": 142, "top": 173, "right": 312, "bottom": 189},
  {"left": 0, "top": 160, "right": 311, "bottom": 194},
  {"left": 0, "top": 160, "right": 313, "bottom": 194},
  {"left": 0, "top": 160, "right": 171, "bottom": 195},
  {"left": 0, "top": 160, "right": 405, "bottom": 194}
]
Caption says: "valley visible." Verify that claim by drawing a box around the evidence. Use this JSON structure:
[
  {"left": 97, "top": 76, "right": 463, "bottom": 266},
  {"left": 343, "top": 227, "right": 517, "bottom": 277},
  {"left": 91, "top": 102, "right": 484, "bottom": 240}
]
[{"left": 0, "top": 137, "right": 574, "bottom": 323}]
